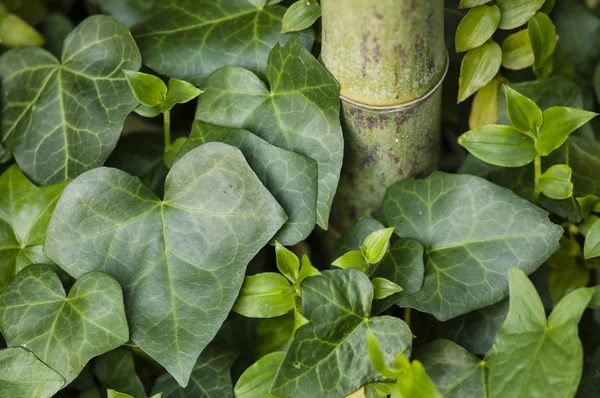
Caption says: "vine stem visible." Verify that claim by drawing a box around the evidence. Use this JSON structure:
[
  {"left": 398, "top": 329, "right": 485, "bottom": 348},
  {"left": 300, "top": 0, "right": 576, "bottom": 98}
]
[
  {"left": 404, "top": 307, "right": 411, "bottom": 328},
  {"left": 163, "top": 110, "right": 171, "bottom": 152},
  {"left": 533, "top": 153, "right": 542, "bottom": 204}
]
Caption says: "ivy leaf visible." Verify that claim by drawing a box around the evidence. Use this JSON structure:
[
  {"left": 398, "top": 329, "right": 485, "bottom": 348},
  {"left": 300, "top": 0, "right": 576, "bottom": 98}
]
[
  {"left": 234, "top": 351, "right": 286, "bottom": 398},
  {"left": 133, "top": 0, "right": 314, "bottom": 84},
  {"left": 458, "top": 42, "right": 502, "bottom": 103},
  {"left": 0, "top": 347, "right": 65, "bottom": 398},
  {"left": 536, "top": 107, "right": 597, "bottom": 156},
  {"left": 94, "top": 348, "right": 146, "bottom": 398},
  {"left": 331, "top": 218, "right": 385, "bottom": 261},
  {"left": 455, "top": 5, "right": 500, "bottom": 53},
  {"left": 271, "top": 269, "right": 413, "bottom": 398},
  {"left": 0, "top": 165, "right": 66, "bottom": 293},
  {"left": 415, "top": 340, "right": 486, "bottom": 398},
  {"left": 174, "top": 121, "right": 317, "bottom": 245},
  {"left": 45, "top": 143, "right": 286, "bottom": 386},
  {"left": 383, "top": 172, "right": 562, "bottom": 321},
  {"left": 150, "top": 345, "right": 236, "bottom": 398},
  {"left": 0, "top": 264, "right": 129, "bottom": 384},
  {"left": 487, "top": 268, "right": 594, "bottom": 398},
  {"left": 0, "top": 15, "right": 142, "bottom": 185},
  {"left": 496, "top": 0, "right": 544, "bottom": 30},
  {"left": 501, "top": 29, "right": 534, "bottom": 70},
  {"left": 195, "top": 38, "right": 343, "bottom": 229}
]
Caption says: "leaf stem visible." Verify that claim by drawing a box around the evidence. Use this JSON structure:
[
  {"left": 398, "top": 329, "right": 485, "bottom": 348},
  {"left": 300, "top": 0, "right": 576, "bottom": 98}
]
[
  {"left": 404, "top": 307, "right": 411, "bottom": 328},
  {"left": 163, "top": 110, "right": 171, "bottom": 152},
  {"left": 533, "top": 153, "right": 542, "bottom": 204}
]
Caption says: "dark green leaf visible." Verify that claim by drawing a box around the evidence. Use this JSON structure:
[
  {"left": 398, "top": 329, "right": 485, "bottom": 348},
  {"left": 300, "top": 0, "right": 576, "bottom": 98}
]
[
  {"left": 528, "top": 12, "right": 556, "bottom": 76},
  {"left": 39, "top": 13, "right": 74, "bottom": 57},
  {"left": 539, "top": 164, "right": 573, "bottom": 200},
  {"left": 546, "top": 237, "right": 588, "bottom": 305},
  {"left": 133, "top": 0, "right": 314, "bottom": 84},
  {"left": 94, "top": 348, "right": 146, "bottom": 398},
  {"left": 0, "top": 347, "right": 64, "bottom": 398},
  {"left": 233, "top": 273, "right": 295, "bottom": 318},
  {"left": 0, "top": 15, "right": 142, "bottom": 185},
  {"left": 383, "top": 172, "right": 562, "bottom": 320},
  {"left": 234, "top": 351, "right": 286, "bottom": 398},
  {"left": 0, "top": 264, "right": 129, "bottom": 384},
  {"left": 487, "top": 268, "right": 593, "bottom": 398},
  {"left": 2, "top": 0, "right": 46, "bottom": 25},
  {"left": 496, "top": 0, "right": 544, "bottom": 30},
  {"left": 536, "top": 107, "right": 597, "bottom": 156},
  {"left": 455, "top": 5, "right": 500, "bottom": 53},
  {"left": 255, "top": 312, "right": 294, "bottom": 360},
  {"left": 99, "top": 0, "right": 155, "bottom": 27},
  {"left": 584, "top": 219, "right": 600, "bottom": 259},
  {"left": 501, "top": 29, "right": 534, "bottom": 70},
  {"left": 45, "top": 143, "right": 286, "bottom": 386},
  {"left": 0, "top": 165, "right": 66, "bottom": 293},
  {"left": 503, "top": 85, "right": 542, "bottom": 135},
  {"left": 332, "top": 218, "right": 385, "bottom": 261},
  {"left": 271, "top": 269, "right": 412, "bottom": 398},
  {"left": 282, "top": 0, "right": 321, "bottom": 33},
  {"left": 458, "top": 42, "right": 502, "bottom": 102},
  {"left": 195, "top": 38, "right": 342, "bottom": 229}
]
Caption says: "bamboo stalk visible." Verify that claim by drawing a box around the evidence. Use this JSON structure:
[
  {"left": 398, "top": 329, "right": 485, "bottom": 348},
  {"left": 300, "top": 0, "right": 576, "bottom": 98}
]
[{"left": 322, "top": 0, "right": 447, "bottom": 230}]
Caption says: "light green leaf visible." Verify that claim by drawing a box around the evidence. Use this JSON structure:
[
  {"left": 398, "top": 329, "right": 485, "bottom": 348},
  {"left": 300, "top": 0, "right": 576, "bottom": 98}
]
[
  {"left": 234, "top": 351, "right": 286, "bottom": 398},
  {"left": 150, "top": 345, "right": 235, "bottom": 398},
  {"left": 394, "top": 358, "right": 442, "bottom": 398},
  {"left": 332, "top": 219, "right": 385, "bottom": 261},
  {"left": 0, "top": 15, "right": 142, "bottom": 185},
  {"left": 503, "top": 85, "right": 542, "bottom": 135},
  {"left": 416, "top": 340, "right": 486, "bottom": 398},
  {"left": 133, "top": 0, "right": 314, "bottom": 84},
  {"left": 528, "top": 12, "right": 556, "bottom": 76},
  {"left": 455, "top": 5, "right": 500, "bottom": 53},
  {"left": 361, "top": 227, "right": 395, "bottom": 265},
  {"left": 94, "top": 348, "right": 146, "bottom": 398},
  {"left": 457, "top": 124, "right": 536, "bottom": 167},
  {"left": 233, "top": 273, "right": 295, "bottom": 318},
  {"left": 195, "top": 38, "right": 342, "bottom": 229},
  {"left": 45, "top": 143, "right": 286, "bottom": 386},
  {"left": 107, "top": 390, "right": 161, "bottom": 398},
  {"left": 296, "top": 255, "right": 320, "bottom": 286},
  {"left": 367, "top": 331, "right": 402, "bottom": 379},
  {"left": 332, "top": 250, "right": 368, "bottom": 273},
  {"left": 584, "top": 219, "right": 600, "bottom": 259},
  {"left": 458, "top": 41, "right": 502, "bottom": 102},
  {"left": 459, "top": 0, "right": 490, "bottom": 8},
  {"left": 487, "top": 268, "right": 594, "bottom": 398},
  {"left": 271, "top": 269, "right": 413, "bottom": 398},
  {"left": 282, "top": 0, "right": 321, "bottom": 33},
  {"left": 123, "top": 70, "right": 167, "bottom": 108},
  {"left": 371, "top": 278, "right": 403, "bottom": 300},
  {"left": 0, "top": 165, "right": 66, "bottom": 293},
  {"left": 540, "top": 0, "right": 555, "bottom": 13},
  {"left": 0, "top": 13, "right": 44, "bottom": 47},
  {"left": 496, "top": 0, "right": 545, "bottom": 30},
  {"left": 255, "top": 312, "right": 295, "bottom": 359},
  {"left": 536, "top": 107, "right": 597, "bottom": 156},
  {"left": 0, "top": 347, "right": 65, "bottom": 398},
  {"left": 173, "top": 121, "right": 317, "bottom": 245},
  {"left": 470, "top": 76, "right": 503, "bottom": 129},
  {"left": 0, "top": 264, "right": 129, "bottom": 384},
  {"left": 577, "top": 195, "right": 600, "bottom": 219},
  {"left": 162, "top": 78, "right": 202, "bottom": 112},
  {"left": 501, "top": 29, "right": 534, "bottom": 70},
  {"left": 275, "top": 241, "right": 300, "bottom": 283},
  {"left": 383, "top": 172, "right": 562, "bottom": 321},
  {"left": 540, "top": 164, "right": 573, "bottom": 200}
]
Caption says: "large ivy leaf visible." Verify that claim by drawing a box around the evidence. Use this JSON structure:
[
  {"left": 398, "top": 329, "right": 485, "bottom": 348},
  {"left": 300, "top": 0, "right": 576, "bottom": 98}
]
[
  {"left": 0, "top": 264, "right": 129, "bottom": 384},
  {"left": 416, "top": 339, "right": 486, "bottom": 398},
  {"left": 0, "top": 15, "right": 142, "bottom": 185},
  {"left": 487, "top": 268, "right": 593, "bottom": 398},
  {"left": 94, "top": 348, "right": 146, "bottom": 398},
  {"left": 133, "top": 0, "right": 314, "bottom": 84},
  {"left": 0, "top": 346, "right": 65, "bottom": 398},
  {"left": 331, "top": 218, "right": 385, "bottom": 261},
  {"left": 45, "top": 143, "right": 286, "bottom": 387},
  {"left": 151, "top": 345, "right": 236, "bottom": 398},
  {"left": 195, "top": 38, "right": 343, "bottom": 229},
  {"left": 173, "top": 121, "right": 317, "bottom": 245},
  {"left": 271, "top": 269, "right": 412, "bottom": 398},
  {"left": 0, "top": 165, "right": 66, "bottom": 293},
  {"left": 383, "top": 171, "right": 562, "bottom": 321}
]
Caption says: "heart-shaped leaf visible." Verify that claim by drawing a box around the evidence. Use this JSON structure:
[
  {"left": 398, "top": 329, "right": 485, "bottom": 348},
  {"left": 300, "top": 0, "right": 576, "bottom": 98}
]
[
  {"left": 195, "top": 38, "right": 343, "bottom": 229},
  {"left": 45, "top": 143, "right": 286, "bottom": 386},
  {"left": 0, "top": 15, "right": 141, "bottom": 185},
  {"left": 0, "top": 264, "right": 129, "bottom": 384},
  {"left": 94, "top": 348, "right": 146, "bottom": 398},
  {"left": 133, "top": 0, "right": 314, "bottom": 84},
  {"left": 501, "top": 29, "right": 534, "bottom": 70},
  {"left": 496, "top": 0, "right": 544, "bottom": 30},
  {"left": 0, "top": 347, "right": 65, "bottom": 398},
  {"left": 271, "top": 269, "right": 413, "bottom": 398},
  {"left": 458, "top": 42, "right": 502, "bottom": 103},
  {"left": 539, "top": 164, "right": 573, "bottom": 200},
  {"left": 383, "top": 172, "right": 562, "bottom": 321},
  {"left": 455, "top": 5, "right": 500, "bottom": 53},
  {"left": 0, "top": 165, "right": 66, "bottom": 293}
]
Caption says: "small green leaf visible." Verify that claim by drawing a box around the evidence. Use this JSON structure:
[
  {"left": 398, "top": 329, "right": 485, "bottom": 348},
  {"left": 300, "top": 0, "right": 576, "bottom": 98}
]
[
  {"left": 496, "top": 0, "right": 545, "bottom": 30},
  {"left": 275, "top": 241, "right": 300, "bottom": 283},
  {"left": 469, "top": 76, "right": 502, "bottom": 129},
  {"left": 536, "top": 107, "right": 598, "bottom": 156},
  {"left": 501, "top": 29, "right": 534, "bottom": 70},
  {"left": 584, "top": 219, "right": 600, "bottom": 259},
  {"left": 394, "top": 359, "right": 443, "bottom": 398},
  {"left": 0, "top": 347, "right": 65, "bottom": 398},
  {"left": 233, "top": 273, "right": 295, "bottom": 318},
  {"left": 0, "top": 13, "right": 44, "bottom": 47},
  {"left": 123, "top": 69, "right": 167, "bottom": 108},
  {"left": 539, "top": 164, "right": 573, "bottom": 200},
  {"left": 332, "top": 218, "right": 385, "bottom": 261},
  {"left": 455, "top": 5, "right": 500, "bottom": 53},
  {"left": 361, "top": 227, "right": 395, "bottom": 264},
  {"left": 296, "top": 255, "right": 320, "bottom": 286},
  {"left": 234, "top": 351, "right": 286, "bottom": 398},
  {"left": 133, "top": 103, "right": 163, "bottom": 118},
  {"left": 459, "top": 0, "right": 490, "bottom": 8},
  {"left": 371, "top": 277, "right": 403, "bottom": 300},
  {"left": 577, "top": 195, "right": 600, "bottom": 218},
  {"left": 458, "top": 41, "right": 502, "bottom": 102},
  {"left": 282, "top": 0, "right": 321, "bottom": 33},
  {"left": 367, "top": 331, "right": 401, "bottom": 379},
  {"left": 528, "top": 12, "right": 556, "bottom": 77},
  {"left": 458, "top": 124, "right": 536, "bottom": 167},
  {"left": 332, "top": 250, "right": 368, "bottom": 273},
  {"left": 162, "top": 78, "right": 202, "bottom": 112},
  {"left": 293, "top": 308, "right": 309, "bottom": 332},
  {"left": 503, "top": 85, "right": 542, "bottom": 135}
]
